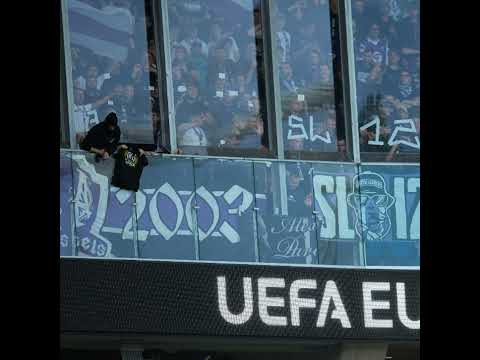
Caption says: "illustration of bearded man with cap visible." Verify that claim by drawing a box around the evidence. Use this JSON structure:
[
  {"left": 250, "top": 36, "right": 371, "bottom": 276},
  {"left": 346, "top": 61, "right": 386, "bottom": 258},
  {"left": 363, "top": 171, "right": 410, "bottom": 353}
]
[{"left": 347, "top": 171, "right": 395, "bottom": 241}]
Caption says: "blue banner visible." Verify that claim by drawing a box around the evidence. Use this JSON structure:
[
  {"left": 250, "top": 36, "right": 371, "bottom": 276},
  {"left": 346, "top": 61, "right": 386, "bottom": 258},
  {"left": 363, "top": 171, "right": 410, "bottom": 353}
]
[
  {"left": 71, "top": 154, "right": 115, "bottom": 257},
  {"left": 359, "top": 165, "right": 420, "bottom": 266},
  {"left": 312, "top": 163, "right": 362, "bottom": 266},
  {"left": 193, "top": 159, "right": 257, "bottom": 262},
  {"left": 61, "top": 152, "right": 419, "bottom": 266},
  {"left": 60, "top": 154, "right": 73, "bottom": 256},
  {"left": 136, "top": 157, "right": 196, "bottom": 260},
  {"left": 256, "top": 162, "right": 319, "bottom": 265}
]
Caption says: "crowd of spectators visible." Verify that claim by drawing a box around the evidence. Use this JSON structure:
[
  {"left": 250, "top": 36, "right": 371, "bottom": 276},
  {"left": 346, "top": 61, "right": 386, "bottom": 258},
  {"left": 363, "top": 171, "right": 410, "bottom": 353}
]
[
  {"left": 167, "top": 0, "right": 269, "bottom": 154},
  {"left": 273, "top": 0, "right": 346, "bottom": 158},
  {"left": 167, "top": 0, "right": 346, "bottom": 157},
  {"left": 70, "top": 0, "right": 161, "bottom": 148},
  {"left": 353, "top": 0, "right": 420, "bottom": 158},
  {"left": 67, "top": 0, "right": 419, "bottom": 160}
]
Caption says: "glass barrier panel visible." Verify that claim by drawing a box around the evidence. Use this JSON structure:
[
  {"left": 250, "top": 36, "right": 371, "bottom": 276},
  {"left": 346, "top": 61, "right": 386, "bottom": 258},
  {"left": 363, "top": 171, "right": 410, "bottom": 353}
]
[
  {"left": 351, "top": 0, "right": 420, "bottom": 162},
  {"left": 60, "top": 151, "right": 75, "bottom": 256},
  {"left": 71, "top": 151, "right": 136, "bottom": 258},
  {"left": 193, "top": 158, "right": 257, "bottom": 261},
  {"left": 271, "top": 0, "right": 349, "bottom": 160},
  {"left": 311, "top": 162, "right": 363, "bottom": 265},
  {"left": 254, "top": 161, "right": 319, "bottom": 264},
  {"left": 167, "top": 0, "right": 271, "bottom": 156},
  {"left": 358, "top": 164, "right": 419, "bottom": 266},
  {"left": 136, "top": 156, "right": 197, "bottom": 260},
  {"left": 65, "top": 0, "right": 164, "bottom": 146}
]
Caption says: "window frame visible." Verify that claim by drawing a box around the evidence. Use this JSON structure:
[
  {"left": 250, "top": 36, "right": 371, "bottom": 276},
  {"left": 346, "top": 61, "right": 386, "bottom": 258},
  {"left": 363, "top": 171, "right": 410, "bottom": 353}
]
[{"left": 345, "top": 0, "right": 420, "bottom": 164}]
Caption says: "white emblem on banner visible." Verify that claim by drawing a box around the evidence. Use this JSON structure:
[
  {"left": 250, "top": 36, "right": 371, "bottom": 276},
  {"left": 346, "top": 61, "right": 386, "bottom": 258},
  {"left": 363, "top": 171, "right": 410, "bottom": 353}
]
[{"left": 347, "top": 172, "right": 395, "bottom": 241}]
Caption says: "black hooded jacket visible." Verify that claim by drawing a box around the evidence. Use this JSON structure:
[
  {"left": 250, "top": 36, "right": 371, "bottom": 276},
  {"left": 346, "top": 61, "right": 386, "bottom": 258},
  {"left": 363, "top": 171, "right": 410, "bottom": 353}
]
[{"left": 80, "top": 121, "right": 120, "bottom": 155}]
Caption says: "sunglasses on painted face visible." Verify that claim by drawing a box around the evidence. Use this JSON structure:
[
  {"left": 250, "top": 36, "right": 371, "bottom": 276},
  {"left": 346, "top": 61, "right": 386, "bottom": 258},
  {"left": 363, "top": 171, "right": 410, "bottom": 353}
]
[{"left": 351, "top": 194, "right": 391, "bottom": 208}]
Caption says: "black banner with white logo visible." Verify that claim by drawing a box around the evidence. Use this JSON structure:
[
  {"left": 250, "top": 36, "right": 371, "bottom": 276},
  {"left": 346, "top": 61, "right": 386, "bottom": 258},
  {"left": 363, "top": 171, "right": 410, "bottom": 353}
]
[{"left": 60, "top": 258, "right": 419, "bottom": 341}]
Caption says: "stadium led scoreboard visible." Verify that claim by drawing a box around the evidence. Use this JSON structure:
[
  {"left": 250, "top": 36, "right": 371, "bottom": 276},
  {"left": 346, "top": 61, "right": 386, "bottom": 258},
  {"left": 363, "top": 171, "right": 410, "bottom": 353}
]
[{"left": 60, "top": 258, "right": 419, "bottom": 341}]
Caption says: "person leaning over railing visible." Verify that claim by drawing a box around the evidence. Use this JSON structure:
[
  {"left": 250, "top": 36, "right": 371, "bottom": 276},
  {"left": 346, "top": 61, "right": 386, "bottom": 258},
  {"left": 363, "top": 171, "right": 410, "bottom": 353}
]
[{"left": 80, "top": 112, "right": 121, "bottom": 161}]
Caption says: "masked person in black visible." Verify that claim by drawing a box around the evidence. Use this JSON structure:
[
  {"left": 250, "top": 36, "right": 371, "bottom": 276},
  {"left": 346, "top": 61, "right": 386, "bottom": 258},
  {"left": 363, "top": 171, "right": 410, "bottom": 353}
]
[
  {"left": 111, "top": 144, "right": 148, "bottom": 192},
  {"left": 80, "top": 112, "right": 121, "bottom": 160},
  {"left": 286, "top": 164, "right": 313, "bottom": 217}
]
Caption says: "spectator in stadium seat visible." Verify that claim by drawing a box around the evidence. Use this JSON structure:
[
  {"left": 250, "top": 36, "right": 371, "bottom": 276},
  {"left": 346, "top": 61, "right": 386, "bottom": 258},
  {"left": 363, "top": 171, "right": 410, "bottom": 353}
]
[
  {"left": 188, "top": 40, "right": 209, "bottom": 91},
  {"left": 377, "top": 98, "right": 396, "bottom": 135},
  {"left": 172, "top": 44, "right": 190, "bottom": 75},
  {"left": 207, "top": 22, "right": 228, "bottom": 56},
  {"left": 318, "top": 63, "right": 334, "bottom": 86},
  {"left": 352, "top": 0, "right": 369, "bottom": 39},
  {"left": 177, "top": 106, "right": 209, "bottom": 148},
  {"left": 237, "top": 42, "right": 260, "bottom": 93},
  {"left": 172, "top": 64, "right": 188, "bottom": 104},
  {"left": 73, "top": 85, "right": 113, "bottom": 147},
  {"left": 129, "top": 56, "right": 154, "bottom": 118},
  {"left": 76, "top": 63, "right": 110, "bottom": 92},
  {"left": 386, "top": 70, "right": 419, "bottom": 109},
  {"left": 308, "top": 108, "right": 336, "bottom": 152},
  {"left": 130, "top": 62, "right": 143, "bottom": 85},
  {"left": 357, "top": 22, "right": 389, "bottom": 68},
  {"left": 207, "top": 45, "right": 236, "bottom": 86},
  {"left": 123, "top": 84, "right": 138, "bottom": 118},
  {"left": 377, "top": 0, "right": 400, "bottom": 46},
  {"left": 101, "top": 61, "right": 125, "bottom": 96},
  {"left": 285, "top": 163, "right": 313, "bottom": 217},
  {"left": 285, "top": 0, "right": 308, "bottom": 34},
  {"left": 298, "top": 49, "right": 330, "bottom": 88},
  {"left": 318, "top": 109, "right": 338, "bottom": 152},
  {"left": 70, "top": 47, "right": 82, "bottom": 83},
  {"left": 397, "top": 1, "right": 420, "bottom": 59},
  {"left": 279, "top": 62, "right": 299, "bottom": 94},
  {"left": 91, "top": 64, "right": 110, "bottom": 90},
  {"left": 73, "top": 47, "right": 94, "bottom": 86},
  {"left": 84, "top": 75, "right": 102, "bottom": 104},
  {"left": 108, "top": 83, "right": 125, "bottom": 112},
  {"left": 291, "top": 22, "right": 322, "bottom": 68},
  {"left": 229, "top": 112, "right": 264, "bottom": 149},
  {"left": 337, "top": 138, "right": 348, "bottom": 161},
  {"left": 175, "top": 80, "right": 205, "bottom": 126},
  {"left": 356, "top": 62, "right": 383, "bottom": 109},
  {"left": 208, "top": 78, "right": 238, "bottom": 144},
  {"left": 233, "top": 74, "right": 255, "bottom": 100},
  {"left": 274, "top": 13, "right": 291, "bottom": 63},
  {"left": 381, "top": 48, "right": 402, "bottom": 95},
  {"left": 180, "top": 24, "right": 209, "bottom": 57}
]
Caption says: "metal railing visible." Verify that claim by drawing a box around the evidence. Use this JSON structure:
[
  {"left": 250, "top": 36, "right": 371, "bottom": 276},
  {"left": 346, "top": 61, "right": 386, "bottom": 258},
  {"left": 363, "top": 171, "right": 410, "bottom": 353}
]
[{"left": 60, "top": 149, "right": 420, "bottom": 267}]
